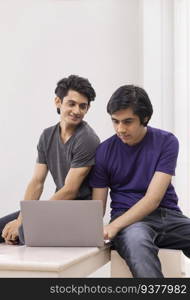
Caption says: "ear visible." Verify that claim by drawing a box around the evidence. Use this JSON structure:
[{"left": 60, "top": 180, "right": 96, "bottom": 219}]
[
  {"left": 54, "top": 96, "right": 62, "bottom": 109},
  {"left": 143, "top": 117, "right": 149, "bottom": 125}
]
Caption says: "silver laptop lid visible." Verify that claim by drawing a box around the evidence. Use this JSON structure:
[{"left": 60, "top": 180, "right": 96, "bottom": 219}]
[{"left": 20, "top": 200, "right": 104, "bottom": 247}]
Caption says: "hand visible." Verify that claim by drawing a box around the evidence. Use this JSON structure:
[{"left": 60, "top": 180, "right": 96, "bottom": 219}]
[
  {"left": 1, "top": 219, "right": 20, "bottom": 245},
  {"left": 103, "top": 223, "right": 120, "bottom": 240}
]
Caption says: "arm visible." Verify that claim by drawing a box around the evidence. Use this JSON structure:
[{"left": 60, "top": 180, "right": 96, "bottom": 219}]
[
  {"left": 17, "top": 163, "right": 48, "bottom": 222},
  {"left": 49, "top": 166, "right": 92, "bottom": 200},
  {"left": 92, "top": 187, "right": 108, "bottom": 216},
  {"left": 2, "top": 163, "right": 48, "bottom": 243},
  {"left": 104, "top": 171, "right": 172, "bottom": 240},
  {"left": 23, "top": 163, "right": 48, "bottom": 200}
]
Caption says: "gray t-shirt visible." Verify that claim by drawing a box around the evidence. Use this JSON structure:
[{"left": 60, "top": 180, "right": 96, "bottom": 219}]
[{"left": 36, "top": 121, "right": 100, "bottom": 199}]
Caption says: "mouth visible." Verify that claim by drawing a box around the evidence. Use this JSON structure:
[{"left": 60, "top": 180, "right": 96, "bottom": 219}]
[
  {"left": 118, "top": 134, "right": 131, "bottom": 140},
  {"left": 118, "top": 134, "right": 132, "bottom": 143},
  {"left": 69, "top": 115, "right": 81, "bottom": 122}
]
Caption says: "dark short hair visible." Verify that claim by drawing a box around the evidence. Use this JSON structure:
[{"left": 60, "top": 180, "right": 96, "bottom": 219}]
[
  {"left": 55, "top": 75, "right": 96, "bottom": 112},
  {"left": 107, "top": 85, "right": 153, "bottom": 126}
]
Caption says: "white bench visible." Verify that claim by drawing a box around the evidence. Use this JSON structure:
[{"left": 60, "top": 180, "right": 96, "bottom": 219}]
[
  {"left": 111, "top": 249, "right": 186, "bottom": 277},
  {"left": 0, "top": 243, "right": 110, "bottom": 277}
]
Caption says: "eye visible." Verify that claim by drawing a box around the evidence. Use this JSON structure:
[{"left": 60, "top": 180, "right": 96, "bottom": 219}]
[
  {"left": 68, "top": 102, "right": 75, "bottom": 107},
  {"left": 112, "top": 119, "right": 119, "bottom": 124},
  {"left": 123, "top": 120, "right": 133, "bottom": 124},
  {"left": 79, "top": 104, "right": 88, "bottom": 110}
]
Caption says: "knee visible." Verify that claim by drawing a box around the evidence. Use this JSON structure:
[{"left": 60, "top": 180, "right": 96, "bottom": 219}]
[{"left": 114, "top": 224, "right": 157, "bottom": 255}]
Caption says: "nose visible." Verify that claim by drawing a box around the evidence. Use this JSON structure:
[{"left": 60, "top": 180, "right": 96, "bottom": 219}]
[
  {"left": 73, "top": 105, "right": 81, "bottom": 115},
  {"left": 117, "top": 122, "right": 126, "bottom": 134}
]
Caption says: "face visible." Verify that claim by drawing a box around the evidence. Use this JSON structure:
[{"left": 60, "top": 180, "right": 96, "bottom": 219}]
[
  {"left": 111, "top": 108, "right": 147, "bottom": 146},
  {"left": 55, "top": 90, "right": 89, "bottom": 126}
]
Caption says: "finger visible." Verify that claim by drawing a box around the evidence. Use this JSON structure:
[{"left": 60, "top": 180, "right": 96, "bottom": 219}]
[
  {"left": 5, "top": 239, "right": 14, "bottom": 245},
  {"left": 2, "top": 223, "right": 10, "bottom": 237},
  {"left": 1, "top": 229, "right": 8, "bottom": 239},
  {"left": 6, "top": 231, "right": 13, "bottom": 242},
  {"left": 10, "top": 239, "right": 19, "bottom": 245},
  {"left": 9, "top": 232, "right": 19, "bottom": 242},
  {"left": 11, "top": 233, "right": 18, "bottom": 241},
  {"left": 5, "top": 237, "right": 18, "bottom": 245}
]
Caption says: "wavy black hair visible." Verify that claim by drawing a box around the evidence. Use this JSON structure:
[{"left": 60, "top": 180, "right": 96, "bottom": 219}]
[
  {"left": 55, "top": 75, "right": 96, "bottom": 114},
  {"left": 107, "top": 85, "right": 153, "bottom": 126}
]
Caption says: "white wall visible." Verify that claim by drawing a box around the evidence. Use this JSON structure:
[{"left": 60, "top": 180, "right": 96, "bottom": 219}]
[
  {"left": 173, "top": 0, "right": 190, "bottom": 215},
  {"left": 0, "top": 0, "right": 141, "bottom": 216},
  {"left": 141, "top": 0, "right": 190, "bottom": 216},
  {"left": 141, "top": 0, "right": 174, "bottom": 131}
]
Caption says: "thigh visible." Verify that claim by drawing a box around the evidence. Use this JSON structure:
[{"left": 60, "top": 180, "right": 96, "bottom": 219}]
[
  {"left": 111, "top": 218, "right": 164, "bottom": 278},
  {"left": 157, "top": 209, "right": 190, "bottom": 251},
  {"left": 113, "top": 221, "right": 158, "bottom": 257}
]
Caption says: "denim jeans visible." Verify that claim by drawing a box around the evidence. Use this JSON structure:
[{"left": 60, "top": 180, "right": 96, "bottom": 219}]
[
  {"left": 0, "top": 211, "right": 25, "bottom": 245},
  {"left": 111, "top": 208, "right": 190, "bottom": 278}
]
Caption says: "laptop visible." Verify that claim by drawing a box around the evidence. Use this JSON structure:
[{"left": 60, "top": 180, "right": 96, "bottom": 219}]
[{"left": 20, "top": 200, "right": 105, "bottom": 247}]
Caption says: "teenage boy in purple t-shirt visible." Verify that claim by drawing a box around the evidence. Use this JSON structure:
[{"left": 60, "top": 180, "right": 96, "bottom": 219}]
[{"left": 89, "top": 85, "right": 190, "bottom": 278}]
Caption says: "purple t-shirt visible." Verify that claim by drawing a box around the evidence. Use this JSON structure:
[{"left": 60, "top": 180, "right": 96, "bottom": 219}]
[{"left": 89, "top": 126, "right": 180, "bottom": 216}]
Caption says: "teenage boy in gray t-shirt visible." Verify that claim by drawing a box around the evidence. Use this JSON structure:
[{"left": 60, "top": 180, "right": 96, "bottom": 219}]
[{"left": 0, "top": 74, "right": 100, "bottom": 245}]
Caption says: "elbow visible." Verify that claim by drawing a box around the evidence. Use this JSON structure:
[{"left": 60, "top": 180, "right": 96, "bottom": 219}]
[
  {"left": 61, "top": 187, "right": 78, "bottom": 200},
  {"left": 154, "top": 201, "right": 160, "bottom": 210},
  {"left": 153, "top": 196, "right": 163, "bottom": 209},
  {"left": 68, "top": 189, "right": 78, "bottom": 199},
  {"left": 145, "top": 195, "right": 161, "bottom": 210}
]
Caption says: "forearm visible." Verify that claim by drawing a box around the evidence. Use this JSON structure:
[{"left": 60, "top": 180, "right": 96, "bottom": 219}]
[
  {"left": 111, "top": 195, "right": 160, "bottom": 231},
  {"left": 92, "top": 188, "right": 108, "bottom": 216},
  {"left": 17, "top": 180, "right": 44, "bottom": 224},
  {"left": 104, "top": 173, "right": 171, "bottom": 240},
  {"left": 24, "top": 179, "right": 44, "bottom": 200},
  {"left": 49, "top": 187, "right": 77, "bottom": 200}
]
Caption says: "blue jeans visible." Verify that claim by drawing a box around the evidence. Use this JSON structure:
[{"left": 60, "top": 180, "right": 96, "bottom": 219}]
[
  {"left": 111, "top": 208, "right": 190, "bottom": 278},
  {"left": 0, "top": 211, "right": 25, "bottom": 245}
]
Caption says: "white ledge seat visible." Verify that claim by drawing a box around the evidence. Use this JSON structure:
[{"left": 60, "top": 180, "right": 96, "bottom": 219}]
[
  {"left": 111, "top": 249, "right": 186, "bottom": 278},
  {"left": 0, "top": 244, "right": 110, "bottom": 278}
]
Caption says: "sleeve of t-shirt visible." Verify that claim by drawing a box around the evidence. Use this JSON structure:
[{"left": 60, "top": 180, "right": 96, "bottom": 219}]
[
  {"left": 71, "top": 133, "right": 100, "bottom": 168},
  {"left": 88, "top": 146, "right": 109, "bottom": 188},
  {"left": 155, "top": 133, "right": 179, "bottom": 175},
  {"left": 36, "top": 131, "right": 47, "bottom": 164}
]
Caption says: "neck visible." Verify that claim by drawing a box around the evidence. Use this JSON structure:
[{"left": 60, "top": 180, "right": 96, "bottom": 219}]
[
  {"left": 128, "top": 126, "right": 147, "bottom": 146},
  {"left": 139, "top": 126, "right": 147, "bottom": 140},
  {"left": 59, "top": 121, "right": 78, "bottom": 143}
]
